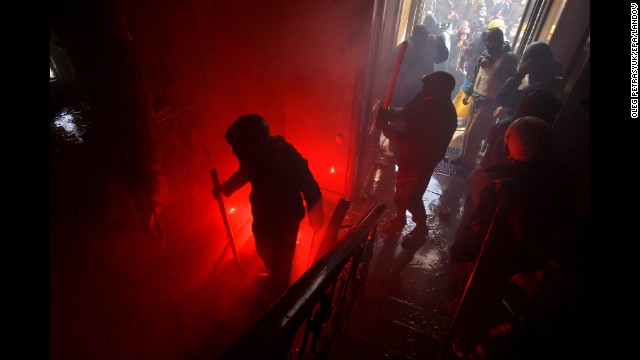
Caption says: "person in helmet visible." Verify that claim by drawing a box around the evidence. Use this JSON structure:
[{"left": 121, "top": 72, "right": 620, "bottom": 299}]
[
  {"left": 443, "top": 116, "right": 576, "bottom": 357},
  {"left": 375, "top": 71, "right": 458, "bottom": 241},
  {"left": 494, "top": 41, "right": 563, "bottom": 121},
  {"left": 215, "top": 114, "right": 324, "bottom": 294},
  {"left": 422, "top": 7, "right": 440, "bottom": 36},
  {"left": 486, "top": 18, "right": 506, "bottom": 32}
]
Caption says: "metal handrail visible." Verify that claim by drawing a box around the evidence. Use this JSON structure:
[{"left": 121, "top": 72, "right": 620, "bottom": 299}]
[{"left": 220, "top": 203, "right": 386, "bottom": 359}]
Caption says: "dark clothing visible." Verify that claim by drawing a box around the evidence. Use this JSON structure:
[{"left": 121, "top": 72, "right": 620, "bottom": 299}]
[
  {"left": 458, "top": 31, "right": 487, "bottom": 80},
  {"left": 380, "top": 91, "right": 457, "bottom": 224},
  {"left": 495, "top": 73, "right": 563, "bottom": 118},
  {"left": 221, "top": 135, "right": 322, "bottom": 291},
  {"left": 388, "top": 37, "right": 449, "bottom": 108},
  {"left": 384, "top": 92, "right": 458, "bottom": 172},
  {"left": 223, "top": 135, "right": 322, "bottom": 236},
  {"left": 451, "top": 162, "right": 575, "bottom": 266},
  {"left": 447, "top": 161, "right": 576, "bottom": 348},
  {"left": 423, "top": 12, "right": 440, "bottom": 35}
]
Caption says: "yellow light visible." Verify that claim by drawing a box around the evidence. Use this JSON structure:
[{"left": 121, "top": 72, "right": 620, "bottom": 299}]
[
  {"left": 228, "top": 207, "right": 236, "bottom": 214},
  {"left": 330, "top": 166, "right": 335, "bottom": 174}
]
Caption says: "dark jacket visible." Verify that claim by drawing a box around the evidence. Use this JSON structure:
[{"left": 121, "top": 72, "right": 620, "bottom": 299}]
[
  {"left": 222, "top": 135, "right": 322, "bottom": 236},
  {"left": 388, "top": 37, "right": 449, "bottom": 108},
  {"left": 496, "top": 71, "right": 563, "bottom": 116},
  {"left": 450, "top": 161, "right": 576, "bottom": 272},
  {"left": 382, "top": 91, "right": 457, "bottom": 171}
]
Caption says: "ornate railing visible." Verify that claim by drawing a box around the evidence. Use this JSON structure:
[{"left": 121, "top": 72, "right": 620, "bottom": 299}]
[{"left": 220, "top": 203, "right": 386, "bottom": 359}]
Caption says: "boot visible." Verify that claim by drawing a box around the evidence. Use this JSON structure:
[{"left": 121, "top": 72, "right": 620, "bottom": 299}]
[
  {"left": 382, "top": 216, "right": 406, "bottom": 234},
  {"left": 405, "top": 223, "right": 429, "bottom": 239}
]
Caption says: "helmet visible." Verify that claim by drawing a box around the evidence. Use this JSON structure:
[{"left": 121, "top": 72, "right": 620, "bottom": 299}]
[
  {"left": 412, "top": 24, "right": 430, "bottom": 38},
  {"left": 521, "top": 42, "right": 554, "bottom": 64},
  {"left": 422, "top": 71, "right": 456, "bottom": 96},
  {"left": 225, "top": 114, "right": 270, "bottom": 148},
  {"left": 478, "top": 7, "right": 487, "bottom": 18},
  {"left": 457, "top": 26, "right": 471, "bottom": 36},
  {"left": 487, "top": 19, "right": 506, "bottom": 31},
  {"left": 504, "top": 117, "right": 554, "bottom": 163},
  {"left": 458, "top": 20, "right": 469, "bottom": 28}
]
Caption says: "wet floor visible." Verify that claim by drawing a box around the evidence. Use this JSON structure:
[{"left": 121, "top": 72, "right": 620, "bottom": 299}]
[{"left": 327, "top": 128, "right": 471, "bottom": 359}]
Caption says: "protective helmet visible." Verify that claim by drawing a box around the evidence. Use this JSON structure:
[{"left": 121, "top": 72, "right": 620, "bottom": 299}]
[
  {"left": 478, "top": 7, "right": 487, "bottom": 17},
  {"left": 458, "top": 20, "right": 469, "bottom": 28},
  {"left": 457, "top": 26, "right": 471, "bottom": 36},
  {"left": 521, "top": 42, "right": 554, "bottom": 64},
  {"left": 504, "top": 116, "right": 554, "bottom": 163},
  {"left": 225, "top": 114, "right": 270, "bottom": 148},
  {"left": 422, "top": 71, "right": 456, "bottom": 96},
  {"left": 412, "top": 24, "right": 430, "bottom": 38},
  {"left": 487, "top": 19, "right": 506, "bottom": 31}
]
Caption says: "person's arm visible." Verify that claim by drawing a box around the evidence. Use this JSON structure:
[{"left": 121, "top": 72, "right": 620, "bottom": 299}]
[
  {"left": 495, "top": 54, "right": 527, "bottom": 110},
  {"left": 461, "top": 58, "right": 480, "bottom": 103},
  {"left": 285, "top": 146, "right": 324, "bottom": 231},
  {"left": 217, "top": 169, "right": 249, "bottom": 197},
  {"left": 375, "top": 106, "right": 405, "bottom": 141},
  {"left": 434, "top": 36, "right": 450, "bottom": 64}
]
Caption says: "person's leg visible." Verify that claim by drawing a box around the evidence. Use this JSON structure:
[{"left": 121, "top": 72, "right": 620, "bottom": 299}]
[
  {"left": 385, "top": 167, "right": 409, "bottom": 233},
  {"left": 404, "top": 167, "right": 435, "bottom": 237},
  {"left": 461, "top": 101, "right": 498, "bottom": 167},
  {"left": 268, "top": 222, "right": 300, "bottom": 293},
  {"left": 457, "top": 99, "right": 479, "bottom": 162},
  {"left": 254, "top": 234, "right": 275, "bottom": 273}
]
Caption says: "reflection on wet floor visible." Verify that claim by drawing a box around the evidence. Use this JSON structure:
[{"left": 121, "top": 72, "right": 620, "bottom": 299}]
[{"left": 328, "top": 147, "right": 471, "bottom": 359}]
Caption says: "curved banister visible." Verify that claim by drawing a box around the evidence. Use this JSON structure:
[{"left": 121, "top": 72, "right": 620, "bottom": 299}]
[{"left": 220, "top": 203, "right": 386, "bottom": 359}]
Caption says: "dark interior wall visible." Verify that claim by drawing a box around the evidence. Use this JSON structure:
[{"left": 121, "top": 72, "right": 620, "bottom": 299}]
[
  {"left": 281, "top": 0, "right": 374, "bottom": 198},
  {"left": 50, "top": 0, "right": 288, "bottom": 358}
]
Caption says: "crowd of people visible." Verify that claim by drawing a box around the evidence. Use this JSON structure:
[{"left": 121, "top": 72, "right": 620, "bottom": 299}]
[
  {"left": 372, "top": 1, "right": 587, "bottom": 358},
  {"left": 211, "top": 2, "right": 585, "bottom": 358}
]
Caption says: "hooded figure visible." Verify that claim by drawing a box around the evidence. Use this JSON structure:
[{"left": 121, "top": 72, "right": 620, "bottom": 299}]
[
  {"left": 216, "top": 114, "right": 324, "bottom": 294},
  {"left": 387, "top": 24, "right": 449, "bottom": 108}
]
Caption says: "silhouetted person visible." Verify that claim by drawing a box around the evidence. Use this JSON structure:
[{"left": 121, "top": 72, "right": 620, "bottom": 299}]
[
  {"left": 214, "top": 114, "right": 324, "bottom": 294},
  {"left": 465, "top": 89, "right": 563, "bottom": 221},
  {"left": 445, "top": 117, "right": 576, "bottom": 356},
  {"left": 387, "top": 24, "right": 449, "bottom": 108},
  {"left": 376, "top": 71, "right": 458, "bottom": 240}
]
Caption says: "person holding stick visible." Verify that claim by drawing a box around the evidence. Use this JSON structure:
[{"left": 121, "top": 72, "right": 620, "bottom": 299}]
[{"left": 213, "top": 114, "right": 324, "bottom": 295}]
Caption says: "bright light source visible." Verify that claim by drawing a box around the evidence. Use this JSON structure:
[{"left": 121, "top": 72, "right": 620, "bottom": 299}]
[
  {"left": 330, "top": 166, "right": 335, "bottom": 174},
  {"left": 228, "top": 207, "right": 237, "bottom": 214}
]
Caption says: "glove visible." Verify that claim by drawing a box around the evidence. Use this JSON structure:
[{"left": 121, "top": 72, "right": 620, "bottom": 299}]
[
  {"left": 308, "top": 199, "right": 324, "bottom": 232},
  {"left": 462, "top": 95, "right": 470, "bottom": 106}
]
